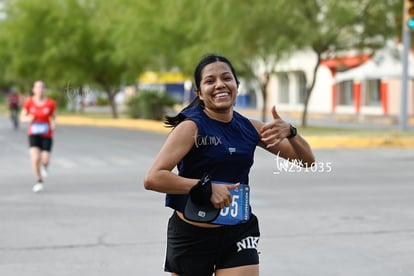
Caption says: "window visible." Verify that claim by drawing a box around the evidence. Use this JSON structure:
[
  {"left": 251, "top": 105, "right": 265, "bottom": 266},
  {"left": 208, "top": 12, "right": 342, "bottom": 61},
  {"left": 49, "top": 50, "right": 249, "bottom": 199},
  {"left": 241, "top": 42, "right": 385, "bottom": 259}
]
[
  {"left": 297, "top": 72, "right": 307, "bottom": 104},
  {"left": 336, "top": 80, "right": 353, "bottom": 106},
  {"left": 278, "top": 74, "right": 289, "bottom": 104},
  {"left": 364, "top": 80, "right": 381, "bottom": 106}
]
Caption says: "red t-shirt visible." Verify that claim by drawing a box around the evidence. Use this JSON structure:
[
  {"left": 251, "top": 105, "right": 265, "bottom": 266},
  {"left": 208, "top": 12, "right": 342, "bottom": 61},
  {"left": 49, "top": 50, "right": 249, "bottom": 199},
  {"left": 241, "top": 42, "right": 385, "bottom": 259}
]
[
  {"left": 23, "top": 97, "right": 56, "bottom": 138},
  {"left": 8, "top": 93, "right": 20, "bottom": 108}
]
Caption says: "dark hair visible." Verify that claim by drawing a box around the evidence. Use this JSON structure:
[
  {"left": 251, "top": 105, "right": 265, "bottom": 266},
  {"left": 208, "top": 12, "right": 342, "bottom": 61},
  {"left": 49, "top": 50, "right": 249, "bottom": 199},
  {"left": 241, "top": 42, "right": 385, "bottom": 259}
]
[{"left": 165, "top": 53, "right": 239, "bottom": 128}]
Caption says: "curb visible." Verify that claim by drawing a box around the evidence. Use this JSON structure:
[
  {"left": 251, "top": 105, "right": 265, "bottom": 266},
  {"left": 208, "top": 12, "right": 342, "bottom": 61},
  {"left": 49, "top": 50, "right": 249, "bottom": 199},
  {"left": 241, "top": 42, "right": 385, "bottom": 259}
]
[
  {"left": 57, "top": 116, "right": 170, "bottom": 134},
  {"left": 57, "top": 116, "right": 414, "bottom": 149},
  {"left": 305, "top": 136, "right": 414, "bottom": 149}
]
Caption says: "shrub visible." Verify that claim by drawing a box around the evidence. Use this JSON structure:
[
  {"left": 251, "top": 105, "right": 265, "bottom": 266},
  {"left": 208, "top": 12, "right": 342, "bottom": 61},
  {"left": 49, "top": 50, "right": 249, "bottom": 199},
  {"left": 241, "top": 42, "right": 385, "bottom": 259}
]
[
  {"left": 48, "top": 90, "right": 68, "bottom": 110},
  {"left": 126, "top": 90, "right": 176, "bottom": 120},
  {"left": 96, "top": 95, "right": 110, "bottom": 106}
]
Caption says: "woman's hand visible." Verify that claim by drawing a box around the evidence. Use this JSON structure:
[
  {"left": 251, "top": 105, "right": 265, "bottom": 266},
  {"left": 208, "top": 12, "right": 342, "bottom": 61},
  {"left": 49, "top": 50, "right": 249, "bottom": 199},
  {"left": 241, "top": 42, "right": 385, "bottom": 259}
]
[
  {"left": 260, "top": 106, "right": 291, "bottom": 148},
  {"left": 210, "top": 182, "right": 240, "bottom": 209},
  {"left": 50, "top": 119, "right": 56, "bottom": 130},
  {"left": 20, "top": 112, "right": 34, "bottom": 123},
  {"left": 250, "top": 105, "right": 315, "bottom": 166}
]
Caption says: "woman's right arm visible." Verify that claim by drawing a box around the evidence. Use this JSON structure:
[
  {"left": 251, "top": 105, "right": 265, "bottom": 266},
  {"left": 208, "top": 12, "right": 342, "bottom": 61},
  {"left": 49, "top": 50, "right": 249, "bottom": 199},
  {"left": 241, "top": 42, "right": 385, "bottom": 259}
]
[
  {"left": 19, "top": 106, "right": 33, "bottom": 123},
  {"left": 144, "top": 120, "right": 198, "bottom": 194}
]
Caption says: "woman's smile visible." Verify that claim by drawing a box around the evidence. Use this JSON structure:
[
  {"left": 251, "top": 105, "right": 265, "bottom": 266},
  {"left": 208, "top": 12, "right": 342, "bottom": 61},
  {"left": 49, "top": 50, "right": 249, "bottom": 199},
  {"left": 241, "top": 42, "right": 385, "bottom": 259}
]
[{"left": 213, "top": 92, "right": 231, "bottom": 99}]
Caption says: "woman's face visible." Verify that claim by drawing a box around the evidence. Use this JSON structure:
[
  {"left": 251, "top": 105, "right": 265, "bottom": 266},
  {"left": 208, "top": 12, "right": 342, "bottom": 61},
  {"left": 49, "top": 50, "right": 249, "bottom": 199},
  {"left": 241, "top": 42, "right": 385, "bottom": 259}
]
[
  {"left": 32, "top": 81, "right": 46, "bottom": 97},
  {"left": 198, "top": 61, "right": 238, "bottom": 112}
]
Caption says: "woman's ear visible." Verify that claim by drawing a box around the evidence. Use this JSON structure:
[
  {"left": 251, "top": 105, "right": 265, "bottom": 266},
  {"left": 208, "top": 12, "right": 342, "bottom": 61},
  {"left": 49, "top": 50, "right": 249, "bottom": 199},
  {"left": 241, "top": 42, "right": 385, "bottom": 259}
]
[{"left": 196, "top": 90, "right": 202, "bottom": 100}]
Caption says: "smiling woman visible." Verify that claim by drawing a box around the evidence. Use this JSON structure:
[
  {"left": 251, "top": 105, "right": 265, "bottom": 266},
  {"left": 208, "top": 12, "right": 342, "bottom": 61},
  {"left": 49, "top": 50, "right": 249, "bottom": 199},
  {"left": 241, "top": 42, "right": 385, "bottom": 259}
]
[
  {"left": 198, "top": 62, "right": 239, "bottom": 117},
  {"left": 144, "top": 53, "right": 315, "bottom": 276}
]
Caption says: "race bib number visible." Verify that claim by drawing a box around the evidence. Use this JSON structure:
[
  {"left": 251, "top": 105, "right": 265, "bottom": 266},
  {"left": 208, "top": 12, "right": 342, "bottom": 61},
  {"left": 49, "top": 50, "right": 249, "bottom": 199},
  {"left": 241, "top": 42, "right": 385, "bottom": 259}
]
[
  {"left": 211, "top": 182, "right": 250, "bottom": 225},
  {"left": 31, "top": 122, "right": 49, "bottom": 135}
]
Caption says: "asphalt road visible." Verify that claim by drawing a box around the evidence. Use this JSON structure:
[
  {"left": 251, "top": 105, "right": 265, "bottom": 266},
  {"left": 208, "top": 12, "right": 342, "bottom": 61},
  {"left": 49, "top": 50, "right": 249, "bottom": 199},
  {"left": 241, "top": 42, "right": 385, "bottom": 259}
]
[{"left": 1, "top": 116, "right": 414, "bottom": 276}]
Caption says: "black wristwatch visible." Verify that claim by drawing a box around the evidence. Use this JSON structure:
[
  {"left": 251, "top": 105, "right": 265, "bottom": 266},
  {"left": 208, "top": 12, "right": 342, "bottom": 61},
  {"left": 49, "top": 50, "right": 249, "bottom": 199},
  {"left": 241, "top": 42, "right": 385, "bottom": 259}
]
[{"left": 286, "top": 124, "right": 297, "bottom": 139}]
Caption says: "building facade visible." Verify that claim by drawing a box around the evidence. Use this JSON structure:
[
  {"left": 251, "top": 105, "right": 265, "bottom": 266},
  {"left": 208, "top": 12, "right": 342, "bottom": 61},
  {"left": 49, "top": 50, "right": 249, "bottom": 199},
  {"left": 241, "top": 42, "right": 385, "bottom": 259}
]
[{"left": 263, "top": 42, "right": 414, "bottom": 124}]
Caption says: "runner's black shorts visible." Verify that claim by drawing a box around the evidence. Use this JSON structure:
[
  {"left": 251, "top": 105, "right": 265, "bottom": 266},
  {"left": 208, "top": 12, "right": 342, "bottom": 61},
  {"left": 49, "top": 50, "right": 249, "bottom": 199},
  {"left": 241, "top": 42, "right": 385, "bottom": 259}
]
[
  {"left": 29, "top": 135, "right": 53, "bottom": 152},
  {"left": 164, "top": 211, "right": 260, "bottom": 275}
]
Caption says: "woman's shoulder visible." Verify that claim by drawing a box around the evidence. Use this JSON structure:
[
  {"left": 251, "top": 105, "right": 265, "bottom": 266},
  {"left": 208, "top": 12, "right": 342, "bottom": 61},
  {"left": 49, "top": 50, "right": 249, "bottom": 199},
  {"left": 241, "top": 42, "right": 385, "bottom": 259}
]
[
  {"left": 24, "top": 96, "right": 33, "bottom": 103},
  {"left": 23, "top": 96, "right": 33, "bottom": 106},
  {"left": 233, "top": 111, "right": 261, "bottom": 139},
  {"left": 233, "top": 110, "right": 249, "bottom": 121},
  {"left": 181, "top": 105, "right": 202, "bottom": 117},
  {"left": 233, "top": 110, "right": 259, "bottom": 127},
  {"left": 170, "top": 119, "right": 198, "bottom": 142},
  {"left": 46, "top": 97, "right": 56, "bottom": 104},
  {"left": 180, "top": 105, "right": 204, "bottom": 124}
]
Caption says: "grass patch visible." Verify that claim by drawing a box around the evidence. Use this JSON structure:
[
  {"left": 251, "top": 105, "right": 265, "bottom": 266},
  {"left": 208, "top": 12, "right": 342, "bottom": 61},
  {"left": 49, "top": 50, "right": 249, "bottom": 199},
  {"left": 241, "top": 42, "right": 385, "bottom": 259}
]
[
  {"left": 0, "top": 102, "right": 8, "bottom": 115},
  {"left": 58, "top": 109, "right": 130, "bottom": 119}
]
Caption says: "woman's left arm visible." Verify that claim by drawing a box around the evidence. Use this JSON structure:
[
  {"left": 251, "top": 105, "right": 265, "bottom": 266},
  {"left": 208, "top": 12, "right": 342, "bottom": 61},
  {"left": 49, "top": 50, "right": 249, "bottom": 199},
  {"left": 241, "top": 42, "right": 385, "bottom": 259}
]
[
  {"left": 250, "top": 106, "right": 315, "bottom": 167},
  {"left": 50, "top": 100, "right": 57, "bottom": 130},
  {"left": 50, "top": 113, "right": 57, "bottom": 130}
]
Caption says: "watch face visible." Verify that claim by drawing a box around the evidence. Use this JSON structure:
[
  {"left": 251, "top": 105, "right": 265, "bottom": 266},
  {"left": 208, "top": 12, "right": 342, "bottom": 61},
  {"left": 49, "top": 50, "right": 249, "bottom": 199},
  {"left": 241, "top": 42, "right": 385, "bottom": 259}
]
[{"left": 288, "top": 124, "right": 297, "bottom": 139}]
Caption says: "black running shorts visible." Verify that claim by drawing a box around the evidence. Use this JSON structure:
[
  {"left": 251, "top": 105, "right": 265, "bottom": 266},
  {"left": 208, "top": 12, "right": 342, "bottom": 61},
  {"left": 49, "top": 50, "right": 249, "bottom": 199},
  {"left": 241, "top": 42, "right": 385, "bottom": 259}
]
[
  {"left": 29, "top": 135, "right": 53, "bottom": 152},
  {"left": 164, "top": 211, "right": 260, "bottom": 276}
]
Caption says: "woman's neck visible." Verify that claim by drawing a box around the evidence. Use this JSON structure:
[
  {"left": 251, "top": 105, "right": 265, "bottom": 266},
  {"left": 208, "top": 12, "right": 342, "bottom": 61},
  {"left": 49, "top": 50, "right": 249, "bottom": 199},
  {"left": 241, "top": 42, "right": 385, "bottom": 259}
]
[
  {"left": 203, "top": 107, "right": 233, "bottom": 123},
  {"left": 33, "top": 95, "right": 46, "bottom": 103}
]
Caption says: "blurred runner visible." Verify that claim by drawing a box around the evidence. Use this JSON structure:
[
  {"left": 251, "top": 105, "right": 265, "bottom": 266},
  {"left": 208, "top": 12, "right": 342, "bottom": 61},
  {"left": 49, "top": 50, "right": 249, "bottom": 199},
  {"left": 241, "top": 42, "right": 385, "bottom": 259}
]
[
  {"left": 7, "top": 89, "right": 21, "bottom": 129},
  {"left": 20, "top": 80, "right": 57, "bottom": 193}
]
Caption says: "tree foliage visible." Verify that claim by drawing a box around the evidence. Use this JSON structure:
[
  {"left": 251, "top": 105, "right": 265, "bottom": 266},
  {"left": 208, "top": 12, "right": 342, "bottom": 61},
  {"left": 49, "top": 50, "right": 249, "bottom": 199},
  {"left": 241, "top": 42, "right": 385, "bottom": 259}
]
[
  {"left": 0, "top": 0, "right": 152, "bottom": 117},
  {"left": 0, "top": 0, "right": 403, "bottom": 121}
]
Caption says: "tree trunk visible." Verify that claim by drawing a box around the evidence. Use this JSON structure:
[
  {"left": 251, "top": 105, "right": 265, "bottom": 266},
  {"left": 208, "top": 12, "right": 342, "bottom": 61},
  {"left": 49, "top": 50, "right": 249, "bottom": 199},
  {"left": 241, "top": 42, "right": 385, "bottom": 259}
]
[
  {"left": 260, "top": 72, "right": 270, "bottom": 122},
  {"left": 79, "top": 85, "right": 85, "bottom": 113},
  {"left": 301, "top": 51, "right": 322, "bottom": 127},
  {"left": 106, "top": 90, "right": 118, "bottom": 119}
]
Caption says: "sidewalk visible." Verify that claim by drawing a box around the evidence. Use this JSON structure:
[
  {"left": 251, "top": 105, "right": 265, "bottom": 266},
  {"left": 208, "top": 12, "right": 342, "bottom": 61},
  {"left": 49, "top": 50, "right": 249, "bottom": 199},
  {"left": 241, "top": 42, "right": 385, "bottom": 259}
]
[{"left": 57, "top": 112, "right": 414, "bottom": 149}]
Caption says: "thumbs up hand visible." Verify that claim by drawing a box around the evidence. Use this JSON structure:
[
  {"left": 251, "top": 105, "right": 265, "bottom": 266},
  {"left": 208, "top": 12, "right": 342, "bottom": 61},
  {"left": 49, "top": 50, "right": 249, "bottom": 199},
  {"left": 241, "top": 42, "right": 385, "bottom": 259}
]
[
  {"left": 271, "top": 104, "right": 281, "bottom": 120},
  {"left": 260, "top": 105, "right": 292, "bottom": 148}
]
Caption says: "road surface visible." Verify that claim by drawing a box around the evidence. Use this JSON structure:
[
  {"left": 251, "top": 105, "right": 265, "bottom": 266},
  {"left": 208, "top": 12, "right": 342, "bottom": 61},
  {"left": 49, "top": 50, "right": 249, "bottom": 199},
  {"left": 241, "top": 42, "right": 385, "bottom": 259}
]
[{"left": 1, "top": 116, "right": 413, "bottom": 276}]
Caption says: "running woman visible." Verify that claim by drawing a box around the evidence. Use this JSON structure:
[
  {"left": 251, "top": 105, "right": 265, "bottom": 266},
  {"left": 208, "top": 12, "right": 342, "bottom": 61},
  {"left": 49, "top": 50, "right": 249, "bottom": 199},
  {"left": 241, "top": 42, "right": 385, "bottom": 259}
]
[
  {"left": 144, "top": 53, "right": 315, "bottom": 276},
  {"left": 20, "top": 80, "right": 56, "bottom": 193}
]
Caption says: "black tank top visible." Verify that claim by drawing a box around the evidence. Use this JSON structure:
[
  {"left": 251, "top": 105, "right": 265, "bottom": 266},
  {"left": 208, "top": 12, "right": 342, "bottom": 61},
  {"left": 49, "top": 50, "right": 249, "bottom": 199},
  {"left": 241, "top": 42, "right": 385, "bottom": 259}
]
[{"left": 165, "top": 105, "right": 260, "bottom": 212}]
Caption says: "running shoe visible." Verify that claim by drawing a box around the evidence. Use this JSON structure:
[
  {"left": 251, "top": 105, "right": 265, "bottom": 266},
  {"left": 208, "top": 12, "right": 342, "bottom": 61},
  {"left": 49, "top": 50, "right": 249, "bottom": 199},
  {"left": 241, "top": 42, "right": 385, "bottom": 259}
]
[
  {"left": 40, "top": 166, "right": 48, "bottom": 178},
  {"left": 32, "top": 181, "right": 44, "bottom": 193}
]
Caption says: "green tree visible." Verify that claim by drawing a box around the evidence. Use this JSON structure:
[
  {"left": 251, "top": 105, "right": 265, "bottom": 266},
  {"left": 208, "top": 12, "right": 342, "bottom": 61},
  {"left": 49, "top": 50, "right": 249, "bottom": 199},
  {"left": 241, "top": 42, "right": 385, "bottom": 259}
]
[
  {"left": 223, "top": 0, "right": 302, "bottom": 122},
  {"left": 0, "top": 0, "right": 55, "bottom": 89},
  {"left": 151, "top": 0, "right": 300, "bottom": 123},
  {"left": 0, "top": 0, "right": 97, "bottom": 95},
  {"left": 155, "top": 0, "right": 402, "bottom": 126},
  {"left": 129, "top": 0, "right": 216, "bottom": 74},
  {"left": 0, "top": 0, "right": 155, "bottom": 118},
  {"left": 0, "top": 0, "right": 403, "bottom": 123}
]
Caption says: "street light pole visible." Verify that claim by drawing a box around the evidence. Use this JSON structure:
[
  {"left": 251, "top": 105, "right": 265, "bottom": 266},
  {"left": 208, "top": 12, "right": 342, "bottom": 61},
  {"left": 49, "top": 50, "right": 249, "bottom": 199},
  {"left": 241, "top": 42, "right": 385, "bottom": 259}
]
[
  {"left": 183, "top": 80, "right": 192, "bottom": 106},
  {"left": 400, "top": 2, "right": 411, "bottom": 131}
]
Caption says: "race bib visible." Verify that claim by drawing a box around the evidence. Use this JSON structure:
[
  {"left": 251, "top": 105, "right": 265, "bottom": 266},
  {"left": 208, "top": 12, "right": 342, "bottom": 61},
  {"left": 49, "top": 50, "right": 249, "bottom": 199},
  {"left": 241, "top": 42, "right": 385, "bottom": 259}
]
[
  {"left": 211, "top": 182, "right": 250, "bottom": 225},
  {"left": 31, "top": 122, "right": 49, "bottom": 135}
]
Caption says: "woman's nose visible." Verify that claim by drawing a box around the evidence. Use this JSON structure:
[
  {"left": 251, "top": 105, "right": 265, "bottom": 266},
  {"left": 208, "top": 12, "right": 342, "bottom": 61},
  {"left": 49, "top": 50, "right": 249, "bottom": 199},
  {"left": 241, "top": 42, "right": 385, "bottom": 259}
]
[{"left": 215, "top": 79, "right": 225, "bottom": 88}]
